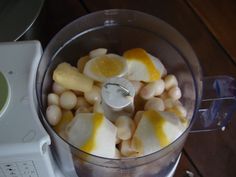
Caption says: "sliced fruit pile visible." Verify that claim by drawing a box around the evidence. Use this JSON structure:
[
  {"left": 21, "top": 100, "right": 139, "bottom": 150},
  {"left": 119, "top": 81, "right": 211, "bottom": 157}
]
[{"left": 46, "top": 48, "right": 188, "bottom": 158}]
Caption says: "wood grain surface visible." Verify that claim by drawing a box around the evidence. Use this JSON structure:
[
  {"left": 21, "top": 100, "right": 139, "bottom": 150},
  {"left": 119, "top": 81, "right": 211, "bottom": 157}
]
[
  {"left": 186, "top": 0, "right": 236, "bottom": 64},
  {"left": 174, "top": 151, "right": 201, "bottom": 177}
]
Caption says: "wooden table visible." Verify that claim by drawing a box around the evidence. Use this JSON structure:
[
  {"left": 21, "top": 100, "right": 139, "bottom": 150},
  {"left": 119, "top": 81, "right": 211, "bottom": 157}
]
[{"left": 22, "top": 0, "right": 236, "bottom": 176}]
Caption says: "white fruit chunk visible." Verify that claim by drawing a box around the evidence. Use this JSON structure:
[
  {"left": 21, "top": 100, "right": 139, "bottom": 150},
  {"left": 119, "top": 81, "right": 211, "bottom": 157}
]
[
  {"left": 59, "top": 91, "right": 77, "bottom": 110},
  {"left": 131, "top": 110, "right": 185, "bottom": 156},
  {"left": 123, "top": 48, "right": 163, "bottom": 82},
  {"left": 66, "top": 113, "right": 117, "bottom": 158}
]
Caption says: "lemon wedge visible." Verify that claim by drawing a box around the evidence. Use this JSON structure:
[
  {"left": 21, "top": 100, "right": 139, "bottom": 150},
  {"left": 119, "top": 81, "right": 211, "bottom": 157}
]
[
  {"left": 83, "top": 54, "right": 128, "bottom": 82},
  {"left": 123, "top": 48, "right": 165, "bottom": 82}
]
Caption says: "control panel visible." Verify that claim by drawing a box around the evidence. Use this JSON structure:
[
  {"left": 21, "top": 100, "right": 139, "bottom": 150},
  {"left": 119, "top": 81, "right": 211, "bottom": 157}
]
[{"left": 0, "top": 161, "right": 38, "bottom": 177}]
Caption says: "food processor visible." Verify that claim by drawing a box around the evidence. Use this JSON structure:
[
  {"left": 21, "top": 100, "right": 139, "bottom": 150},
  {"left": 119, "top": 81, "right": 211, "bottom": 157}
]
[{"left": 0, "top": 9, "right": 235, "bottom": 177}]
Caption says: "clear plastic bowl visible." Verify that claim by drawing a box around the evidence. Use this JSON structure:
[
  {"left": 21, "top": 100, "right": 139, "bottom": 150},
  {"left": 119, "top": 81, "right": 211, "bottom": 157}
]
[{"left": 36, "top": 9, "right": 236, "bottom": 177}]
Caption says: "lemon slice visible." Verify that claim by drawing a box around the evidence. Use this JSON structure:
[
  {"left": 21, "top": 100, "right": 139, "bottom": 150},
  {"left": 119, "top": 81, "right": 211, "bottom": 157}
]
[
  {"left": 83, "top": 54, "right": 128, "bottom": 82},
  {"left": 123, "top": 48, "right": 165, "bottom": 82}
]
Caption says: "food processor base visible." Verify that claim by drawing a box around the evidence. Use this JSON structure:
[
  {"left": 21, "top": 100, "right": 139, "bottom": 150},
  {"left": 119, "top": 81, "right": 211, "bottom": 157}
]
[{"left": 53, "top": 154, "right": 181, "bottom": 177}]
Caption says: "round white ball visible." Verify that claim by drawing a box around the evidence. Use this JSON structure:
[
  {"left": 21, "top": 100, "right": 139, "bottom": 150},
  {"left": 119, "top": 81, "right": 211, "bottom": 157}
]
[{"left": 60, "top": 91, "right": 77, "bottom": 110}]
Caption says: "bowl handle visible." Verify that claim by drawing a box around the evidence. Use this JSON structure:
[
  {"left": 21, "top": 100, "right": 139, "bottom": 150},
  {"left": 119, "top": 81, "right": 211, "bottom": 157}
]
[{"left": 191, "top": 76, "right": 236, "bottom": 132}]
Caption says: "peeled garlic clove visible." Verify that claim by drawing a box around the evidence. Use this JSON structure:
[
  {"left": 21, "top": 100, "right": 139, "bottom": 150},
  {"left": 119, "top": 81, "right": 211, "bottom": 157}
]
[
  {"left": 84, "top": 85, "right": 101, "bottom": 105},
  {"left": 140, "top": 82, "right": 157, "bottom": 100},
  {"left": 47, "top": 93, "right": 59, "bottom": 105},
  {"left": 52, "top": 82, "right": 67, "bottom": 95},
  {"left": 140, "top": 79, "right": 165, "bottom": 100},
  {"left": 120, "top": 140, "right": 138, "bottom": 157},
  {"left": 89, "top": 48, "right": 108, "bottom": 58},
  {"left": 168, "top": 86, "right": 182, "bottom": 100},
  {"left": 154, "top": 79, "right": 165, "bottom": 96},
  {"left": 60, "top": 91, "right": 77, "bottom": 110},
  {"left": 144, "top": 97, "right": 165, "bottom": 112},
  {"left": 115, "top": 116, "right": 135, "bottom": 141},
  {"left": 164, "top": 74, "right": 178, "bottom": 90},
  {"left": 46, "top": 105, "right": 62, "bottom": 126}
]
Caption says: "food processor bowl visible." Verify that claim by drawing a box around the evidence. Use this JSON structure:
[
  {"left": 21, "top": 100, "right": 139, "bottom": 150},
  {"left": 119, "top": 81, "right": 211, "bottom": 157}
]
[{"left": 36, "top": 9, "right": 205, "bottom": 177}]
